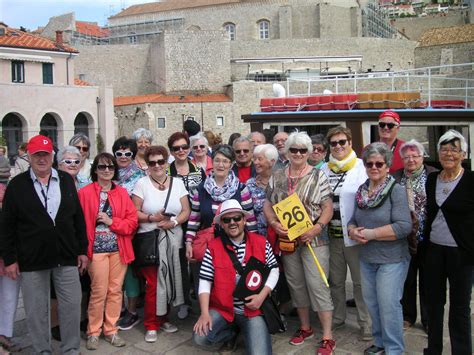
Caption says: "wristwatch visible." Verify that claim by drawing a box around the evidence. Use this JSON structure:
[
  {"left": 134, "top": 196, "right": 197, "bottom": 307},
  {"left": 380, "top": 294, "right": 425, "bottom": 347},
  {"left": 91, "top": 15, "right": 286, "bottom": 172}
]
[
  {"left": 316, "top": 222, "right": 326, "bottom": 230},
  {"left": 171, "top": 216, "right": 179, "bottom": 227}
]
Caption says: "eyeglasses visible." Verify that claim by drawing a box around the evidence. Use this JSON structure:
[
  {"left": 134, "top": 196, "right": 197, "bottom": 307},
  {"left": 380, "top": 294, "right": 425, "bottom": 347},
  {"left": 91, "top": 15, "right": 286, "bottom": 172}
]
[
  {"left": 75, "top": 146, "right": 89, "bottom": 152},
  {"left": 235, "top": 149, "right": 250, "bottom": 154},
  {"left": 213, "top": 159, "right": 231, "bottom": 166},
  {"left": 378, "top": 122, "right": 398, "bottom": 130},
  {"left": 402, "top": 155, "right": 422, "bottom": 161},
  {"left": 439, "top": 147, "right": 462, "bottom": 155},
  {"left": 289, "top": 147, "right": 308, "bottom": 154},
  {"left": 60, "top": 159, "right": 80, "bottom": 166},
  {"left": 329, "top": 139, "right": 348, "bottom": 148},
  {"left": 221, "top": 215, "right": 243, "bottom": 224},
  {"left": 115, "top": 151, "right": 133, "bottom": 158},
  {"left": 365, "top": 161, "right": 385, "bottom": 169},
  {"left": 313, "top": 147, "right": 325, "bottom": 154},
  {"left": 97, "top": 164, "right": 115, "bottom": 171},
  {"left": 171, "top": 144, "right": 190, "bottom": 152},
  {"left": 193, "top": 145, "right": 206, "bottom": 150},
  {"left": 148, "top": 159, "right": 167, "bottom": 167}
]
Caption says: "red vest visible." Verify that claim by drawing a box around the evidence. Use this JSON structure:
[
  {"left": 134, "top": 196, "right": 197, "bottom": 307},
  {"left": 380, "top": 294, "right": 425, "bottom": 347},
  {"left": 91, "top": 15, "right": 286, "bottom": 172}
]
[{"left": 208, "top": 232, "right": 267, "bottom": 322}]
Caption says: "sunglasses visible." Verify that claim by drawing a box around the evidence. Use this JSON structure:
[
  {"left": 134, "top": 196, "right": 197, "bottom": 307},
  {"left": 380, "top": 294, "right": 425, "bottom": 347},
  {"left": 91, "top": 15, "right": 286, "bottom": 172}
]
[
  {"left": 235, "top": 149, "right": 250, "bottom": 154},
  {"left": 171, "top": 144, "right": 190, "bottom": 152},
  {"left": 221, "top": 215, "right": 243, "bottom": 224},
  {"left": 193, "top": 145, "right": 206, "bottom": 150},
  {"left": 365, "top": 161, "right": 385, "bottom": 169},
  {"left": 75, "top": 146, "right": 89, "bottom": 152},
  {"left": 289, "top": 147, "right": 308, "bottom": 154},
  {"left": 115, "top": 151, "right": 133, "bottom": 158},
  {"left": 148, "top": 159, "right": 167, "bottom": 167},
  {"left": 378, "top": 122, "right": 398, "bottom": 130},
  {"left": 97, "top": 164, "right": 115, "bottom": 171},
  {"left": 61, "top": 159, "right": 80, "bottom": 166},
  {"left": 329, "top": 139, "right": 348, "bottom": 147},
  {"left": 313, "top": 147, "right": 325, "bottom": 154}
]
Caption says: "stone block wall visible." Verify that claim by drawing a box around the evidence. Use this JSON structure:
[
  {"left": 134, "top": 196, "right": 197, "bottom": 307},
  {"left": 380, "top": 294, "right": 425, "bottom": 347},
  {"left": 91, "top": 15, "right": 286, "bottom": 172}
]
[
  {"left": 415, "top": 43, "right": 474, "bottom": 68},
  {"left": 318, "top": 4, "right": 361, "bottom": 38}
]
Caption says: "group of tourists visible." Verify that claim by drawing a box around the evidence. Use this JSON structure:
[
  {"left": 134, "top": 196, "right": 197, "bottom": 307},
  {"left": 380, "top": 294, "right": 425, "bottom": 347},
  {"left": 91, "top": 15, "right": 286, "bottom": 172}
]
[{"left": 0, "top": 111, "right": 472, "bottom": 355}]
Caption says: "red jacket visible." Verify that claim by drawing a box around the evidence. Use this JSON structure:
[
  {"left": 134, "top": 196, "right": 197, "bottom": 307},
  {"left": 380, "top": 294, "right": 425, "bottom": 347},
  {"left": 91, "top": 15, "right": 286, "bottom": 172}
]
[
  {"left": 389, "top": 139, "right": 405, "bottom": 173},
  {"left": 208, "top": 231, "right": 267, "bottom": 322},
  {"left": 78, "top": 182, "right": 138, "bottom": 264}
]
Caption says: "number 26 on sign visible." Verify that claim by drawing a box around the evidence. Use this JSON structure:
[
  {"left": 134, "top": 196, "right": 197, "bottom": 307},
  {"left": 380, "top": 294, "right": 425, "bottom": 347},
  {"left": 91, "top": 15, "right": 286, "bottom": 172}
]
[{"left": 272, "top": 193, "right": 313, "bottom": 241}]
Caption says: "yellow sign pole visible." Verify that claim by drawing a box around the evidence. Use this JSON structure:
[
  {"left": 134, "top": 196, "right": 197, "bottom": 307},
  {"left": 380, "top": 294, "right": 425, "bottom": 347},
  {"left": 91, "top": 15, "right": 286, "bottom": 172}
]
[{"left": 306, "top": 242, "right": 329, "bottom": 288}]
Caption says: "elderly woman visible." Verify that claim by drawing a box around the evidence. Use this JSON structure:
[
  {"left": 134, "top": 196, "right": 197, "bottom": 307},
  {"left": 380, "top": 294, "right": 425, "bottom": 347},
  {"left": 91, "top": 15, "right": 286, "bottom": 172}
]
[
  {"left": 132, "top": 145, "right": 191, "bottom": 342},
  {"left": 423, "top": 130, "right": 473, "bottom": 355},
  {"left": 132, "top": 128, "right": 154, "bottom": 172},
  {"left": 78, "top": 153, "right": 138, "bottom": 350},
  {"left": 190, "top": 133, "right": 213, "bottom": 176},
  {"left": 264, "top": 131, "right": 335, "bottom": 354},
  {"left": 392, "top": 140, "right": 436, "bottom": 333},
  {"left": 69, "top": 133, "right": 92, "bottom": 179},
  {"left": 348, "top": 142, "right": 412, "bottom": 355},
  {"left": 308, "top": 134, "right": 328, "bottom": 169},
  {"left": 57, "top": 146, "right": 91, "bottom": 189},
  {"left": 321, "top": 126, "right": 371, "bottom": 340},
  {"left": 111, "top": 137, "right": 146, "bottom": 331},
  {"left": 246, "top": 144, "right": 278, "bottom": 236}
]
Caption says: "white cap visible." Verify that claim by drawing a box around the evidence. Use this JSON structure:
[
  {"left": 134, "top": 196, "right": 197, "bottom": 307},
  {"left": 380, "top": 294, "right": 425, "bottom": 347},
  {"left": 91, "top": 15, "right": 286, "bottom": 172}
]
[{"left": 213, "top": 199, "right": 250, "bottom": 224}]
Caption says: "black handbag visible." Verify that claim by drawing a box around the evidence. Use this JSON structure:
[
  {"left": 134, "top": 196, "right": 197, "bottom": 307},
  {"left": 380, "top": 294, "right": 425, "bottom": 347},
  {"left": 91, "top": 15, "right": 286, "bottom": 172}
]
[{"left": 132, "top": 177, "right": 174, "bottom": 267}]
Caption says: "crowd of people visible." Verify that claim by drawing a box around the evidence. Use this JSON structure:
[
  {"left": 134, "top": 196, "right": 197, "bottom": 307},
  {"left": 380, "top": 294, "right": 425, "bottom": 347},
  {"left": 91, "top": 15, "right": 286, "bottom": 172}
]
[{"left": 0, "top": 111, "right": 472, "bottom": 355}]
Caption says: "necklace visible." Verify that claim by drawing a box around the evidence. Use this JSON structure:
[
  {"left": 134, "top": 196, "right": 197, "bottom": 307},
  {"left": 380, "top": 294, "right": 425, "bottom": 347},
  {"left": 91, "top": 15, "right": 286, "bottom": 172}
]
[
  {"left": 150, "top": 174, "right": 168, "bottom": 191},
  {"left": 287, "top": 164, "right": 308, "bottom": 194},
  {"left": 439, "top": 168, "right": 463, "bottom": 195},
  {"left": 256, "top": 174, "right": 270, "bottom": 188},
  {"left": 439, "top": 168, "right": 463, "bottom": 183}
]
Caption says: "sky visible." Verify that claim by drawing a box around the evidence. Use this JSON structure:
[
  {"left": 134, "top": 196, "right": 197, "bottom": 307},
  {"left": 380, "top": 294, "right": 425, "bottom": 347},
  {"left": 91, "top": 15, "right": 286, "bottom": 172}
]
[{"left": 0, "top": 0, "right": 158, "bottom": 30}]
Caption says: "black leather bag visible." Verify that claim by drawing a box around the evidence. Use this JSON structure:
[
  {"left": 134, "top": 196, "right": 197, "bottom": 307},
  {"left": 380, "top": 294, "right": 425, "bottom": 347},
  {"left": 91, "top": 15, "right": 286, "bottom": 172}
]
[{"left": 132, "top": 230, "right": 160, "bottom": 267}]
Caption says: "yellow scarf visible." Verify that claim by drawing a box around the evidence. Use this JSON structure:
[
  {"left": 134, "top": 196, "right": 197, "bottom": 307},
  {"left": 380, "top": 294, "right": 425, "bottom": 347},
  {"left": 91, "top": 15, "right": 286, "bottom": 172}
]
[{"left": 328, "top": 149, "right": 357, "bottom": 173}]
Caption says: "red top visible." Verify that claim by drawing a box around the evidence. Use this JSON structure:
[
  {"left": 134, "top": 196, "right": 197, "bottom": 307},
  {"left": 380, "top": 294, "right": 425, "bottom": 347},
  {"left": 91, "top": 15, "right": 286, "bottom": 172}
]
[
  {"left": 237, "top": 165, "right": 252, "bottom": 183},
  {"left": 389, "top": 139, "right": 405, "bottom": 173}
]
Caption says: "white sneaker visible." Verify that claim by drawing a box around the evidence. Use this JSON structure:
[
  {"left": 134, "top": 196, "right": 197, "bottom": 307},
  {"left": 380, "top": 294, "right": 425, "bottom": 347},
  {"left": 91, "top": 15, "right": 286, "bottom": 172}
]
[
  {"left": 177, "top": 305, "right": 190, "bottom": 320},
  {"left": 161, "top": 322, "right": 178, "bottom": 333},
  {"left": 145, "top": 330, "right": 158, "bottom": 343}
]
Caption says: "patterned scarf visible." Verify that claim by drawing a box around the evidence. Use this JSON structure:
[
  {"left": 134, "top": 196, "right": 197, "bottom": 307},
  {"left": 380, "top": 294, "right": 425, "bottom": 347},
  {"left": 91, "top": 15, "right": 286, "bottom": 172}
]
[
  {"left": 203, "top": 170, "right": 240, "bottom": 202},
  {"left": 328, "top": 149, "right": 357, "bottom": 173},
  {"left": 356, "top": 175, "right": 396, "bottom": 209},
  {"left": 117, "top": 161, "right": 145, "bottom": 195}
]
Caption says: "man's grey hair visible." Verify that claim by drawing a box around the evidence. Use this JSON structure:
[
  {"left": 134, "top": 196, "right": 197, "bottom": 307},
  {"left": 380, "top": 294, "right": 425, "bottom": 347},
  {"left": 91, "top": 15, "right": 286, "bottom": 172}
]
[
  {"left": 57, "top": 146, "right": 81, "bottom": 163},
  {"left": 437, "top": 129, "right": 468, "bottom": 153},
  {"left": 362, "top": 142, "right": 393, "bottom": 167},
  {"left": 132, "top": 128, "right": 154, "bottom": 143},
  {"left": 233, "top": 135, "right": 253, "bottom": 149},
  {"left": 253, "top": 144, "right": 278, "bottom": 164},
  {"left": 285, "top": 131, "right": 313, "bottom": 154},
  {"left": 249, "top": 131, "right": 266, "bottom": 144}
]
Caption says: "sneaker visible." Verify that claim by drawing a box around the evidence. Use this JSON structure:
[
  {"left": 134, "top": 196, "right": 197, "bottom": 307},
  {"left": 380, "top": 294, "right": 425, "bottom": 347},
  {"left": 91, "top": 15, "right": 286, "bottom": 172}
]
[
  {"left": 161, "top": 322, "right": 178, "bottom": 333},
  {"left": 145, "top": 330, "right": 158, "bottom": 343},
  {"left": 177, "top": 304, "right": 190, "bottom": 320},
  {"left": 118, "top": 311, "right": 140, "bottom": 330},
  {"left": 364, "top": 344, "right": 385, "bottom": 355},
  {"left": 360, "top": 327, "right": 373, "bottom": 341},
  {"left": 403, "top": 320, "right": 413, "bottom": 330},
  {"left": 289, "top": 327, "right": 314, "bottom": 345},
  {"left": 86, "top": 336, "right": 99, "bottom": 350},
  {"left": 316, "top": 339, "right": 336, "bottom": 355},
  {"left": 104, "top": 333, "right": 126, "bottom": 347}
]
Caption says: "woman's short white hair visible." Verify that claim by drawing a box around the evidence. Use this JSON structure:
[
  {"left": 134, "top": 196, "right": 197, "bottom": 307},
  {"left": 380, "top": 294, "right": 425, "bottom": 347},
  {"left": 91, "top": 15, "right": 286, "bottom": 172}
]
[
  {"left": 132, "top": 128, "right": 154, "bottom": 143},
  {"left": 189, "top": 132, "right": 209, "bottom": 147},
  {"left": 254, "top": 144, "right": 278, "bottom": 165},
  {"left": 399, "top": 139, "right": 427, "bottom": 158},
  {"left": 285, "top": 131, "right": 313, "bottom": 154},
  {"left": 57, "top": 146, "right": 81, "bottom": 163},
  {"left": 437, "top": 129, "right": 468, "bottom": 153}
]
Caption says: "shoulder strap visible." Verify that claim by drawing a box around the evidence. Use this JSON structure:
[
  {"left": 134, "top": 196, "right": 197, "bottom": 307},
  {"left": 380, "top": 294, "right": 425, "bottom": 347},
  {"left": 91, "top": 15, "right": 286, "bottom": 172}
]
[
  {"left": 221, "top": 236, "right": 244, "bottom": 275},
  {"left": 164, "top": 176, "right": 174, "bottom": 211}
]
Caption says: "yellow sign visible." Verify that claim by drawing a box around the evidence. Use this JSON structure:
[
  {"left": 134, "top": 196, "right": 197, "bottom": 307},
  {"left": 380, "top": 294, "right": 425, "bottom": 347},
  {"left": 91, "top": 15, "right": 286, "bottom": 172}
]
[{"left": 272, "top": 193, "right": 313, "bottom": 241}]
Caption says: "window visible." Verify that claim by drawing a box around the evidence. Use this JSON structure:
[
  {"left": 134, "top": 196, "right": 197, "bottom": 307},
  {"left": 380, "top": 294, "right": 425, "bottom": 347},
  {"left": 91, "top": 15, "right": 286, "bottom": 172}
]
[
  {"left": 186, "top": 116, "right": 195, "bottom": 121},
  {"left": 128, "top": 33, "right": 137, "bottom": 44},
  {"left": 11, "top": 61, "right": 24, "bottom": 83},
  {"left": 157, "top": 117, "right": 166, "bottom": 128},
  {"left": 224, "top": 23, "right": 236, "bottom": 40},
  {"left": 42, "top": 63, "right": 53, "bottom": 84},
  {"left": 216, "top": 115, "right": 224, "bottom": 126},
  {"left": 258, "top": 20, "right": 269, "bottom": 40}
]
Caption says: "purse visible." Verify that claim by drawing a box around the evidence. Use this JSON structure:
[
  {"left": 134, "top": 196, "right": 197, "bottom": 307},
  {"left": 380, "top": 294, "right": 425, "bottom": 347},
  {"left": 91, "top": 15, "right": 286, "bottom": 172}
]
[
  {"left": 192, "top": 204, "right": 222, "bottom": 262},
  {"left": 133, "top": 177, "right": 174, "bottom": 266}
]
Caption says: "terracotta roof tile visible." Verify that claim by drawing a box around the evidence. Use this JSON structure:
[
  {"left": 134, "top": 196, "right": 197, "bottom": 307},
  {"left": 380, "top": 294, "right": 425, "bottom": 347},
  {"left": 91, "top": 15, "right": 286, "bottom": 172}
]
[
  {"left": 75, "top": 21, "right": 109, "bottom": 38},
  {"left": 114, "top": 93, "right": 231, "bottom": 106},
  {"left": 418, "top": 24, "right": 474, "bottom": 47},
  {"left": 0, "top": 27, "right": 78, "bottom": 53},
  {"left": 110, "top": 0, "right": 241, "bottom": 19},
  {"left": 74, "top": 78, "right": 92, "bottom": 86}
]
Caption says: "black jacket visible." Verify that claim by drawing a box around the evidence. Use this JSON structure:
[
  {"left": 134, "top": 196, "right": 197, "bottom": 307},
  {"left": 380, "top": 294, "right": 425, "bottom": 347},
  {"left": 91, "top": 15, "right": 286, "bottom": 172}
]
[
  {"left": 425, "top": 170, "right": 474, "bottom": 264},
  {"left": 1, "top": 169, "right": 87, "bottom": 271}
]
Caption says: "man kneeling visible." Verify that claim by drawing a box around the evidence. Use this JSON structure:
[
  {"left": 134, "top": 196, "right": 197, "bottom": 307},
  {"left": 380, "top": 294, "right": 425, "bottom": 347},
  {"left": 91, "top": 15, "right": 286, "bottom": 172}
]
[{"left": 193, "top": 199, "right": 279, "bottom": 354}]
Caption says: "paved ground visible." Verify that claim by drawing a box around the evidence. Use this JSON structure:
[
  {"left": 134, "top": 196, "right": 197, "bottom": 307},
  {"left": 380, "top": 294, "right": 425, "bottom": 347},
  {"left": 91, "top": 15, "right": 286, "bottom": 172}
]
[{"left": 11, "top": 278, "right": 473, "bottom": 354}]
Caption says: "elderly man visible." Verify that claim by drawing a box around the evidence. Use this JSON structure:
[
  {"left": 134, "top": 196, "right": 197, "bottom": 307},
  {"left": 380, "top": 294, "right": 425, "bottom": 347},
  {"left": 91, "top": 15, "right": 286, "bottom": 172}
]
[
  {"left": 232, "top": 136, "right": 256, "bottom": 183},
  {"left": 377, "top": 110, "right": 404, "bottom": 173},
  {"left": 193, "top": 199, "right": 279, "bottom": 354},
  {"left": 272, "top": 131, "right": 289, "bottom": 170},
  {"left": 1, "top": 135, "right": 88, "bottom": 355},
  {"left": 249, "top": 132, "right": 266, "bottom": 147}
]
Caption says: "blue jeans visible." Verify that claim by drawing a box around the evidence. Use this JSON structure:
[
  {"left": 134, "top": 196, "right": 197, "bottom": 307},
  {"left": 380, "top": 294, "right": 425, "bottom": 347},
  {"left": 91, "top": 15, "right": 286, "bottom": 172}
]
[
  {"left": 360, "top": 259, "right": 410, "bottom": 355},
  {"left": 193, "top": 309, "right": 272, "bottom": 355}
]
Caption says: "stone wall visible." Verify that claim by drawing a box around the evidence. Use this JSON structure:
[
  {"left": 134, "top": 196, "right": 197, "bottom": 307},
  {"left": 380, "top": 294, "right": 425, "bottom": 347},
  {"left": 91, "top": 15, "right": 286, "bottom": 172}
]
[
  {"left": 41, "top": 12, "right": 75, "bottom": 41},
  {"left": 415, "top": 42, "right": 474, "bottom": 68},
  {"left": 318, "top": 4, "right": 360, "bottom": 38}
]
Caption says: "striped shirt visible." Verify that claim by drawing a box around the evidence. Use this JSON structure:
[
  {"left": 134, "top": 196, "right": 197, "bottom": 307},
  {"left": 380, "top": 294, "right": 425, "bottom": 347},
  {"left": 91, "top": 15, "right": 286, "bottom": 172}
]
[
  {"left": 200, "top": 238, "right": 278, "bottom": 314},
  {"left": 326, "top": 169, "right": 347, "bottom": 237}
]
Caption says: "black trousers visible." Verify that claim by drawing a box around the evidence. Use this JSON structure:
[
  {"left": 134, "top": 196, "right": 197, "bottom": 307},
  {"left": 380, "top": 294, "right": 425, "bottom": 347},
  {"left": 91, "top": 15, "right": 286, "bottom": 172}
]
[
  {"left": 401, "top": 241, "right": 428, "bottom": 326},
  {"left": 424, "top": 242, "right": 472, "bottom": 355}
]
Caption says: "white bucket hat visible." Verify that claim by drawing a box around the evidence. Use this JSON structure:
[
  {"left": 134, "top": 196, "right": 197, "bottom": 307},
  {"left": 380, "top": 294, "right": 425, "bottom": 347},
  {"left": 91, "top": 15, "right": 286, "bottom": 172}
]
[{"left": 213, "top": 199, "right": 250, "bottom": 224}]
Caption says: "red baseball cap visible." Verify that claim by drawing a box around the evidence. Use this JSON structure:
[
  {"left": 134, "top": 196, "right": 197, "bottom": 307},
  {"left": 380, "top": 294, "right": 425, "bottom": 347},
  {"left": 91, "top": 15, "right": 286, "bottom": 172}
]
[
  {"left": 28, "top": 135, "right": 53, "bottom": 154},
  {"left": 378, "top": 110, "right": 400, "bottom": 124}
]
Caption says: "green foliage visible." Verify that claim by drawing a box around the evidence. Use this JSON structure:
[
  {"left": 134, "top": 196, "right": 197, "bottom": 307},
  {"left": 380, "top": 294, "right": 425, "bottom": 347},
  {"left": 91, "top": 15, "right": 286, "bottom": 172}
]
[{"left": 96, "top": 133, "right": 105, "bottom": 153}]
